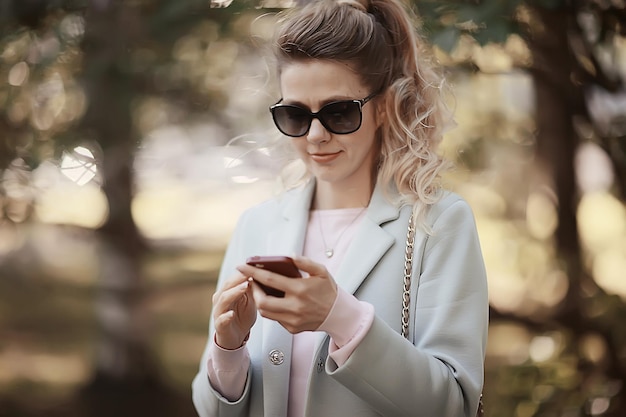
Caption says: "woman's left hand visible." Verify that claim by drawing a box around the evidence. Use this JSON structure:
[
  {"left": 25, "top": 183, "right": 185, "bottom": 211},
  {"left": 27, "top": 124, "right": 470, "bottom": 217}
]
[{"left": 236, "top": 256, "right": 337, "bottom": 334}]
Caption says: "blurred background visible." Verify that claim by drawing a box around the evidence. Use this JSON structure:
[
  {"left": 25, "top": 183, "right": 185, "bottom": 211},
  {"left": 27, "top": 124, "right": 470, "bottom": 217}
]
[{"left": 0, "top": 0, "right": 625, "bottom": 416}]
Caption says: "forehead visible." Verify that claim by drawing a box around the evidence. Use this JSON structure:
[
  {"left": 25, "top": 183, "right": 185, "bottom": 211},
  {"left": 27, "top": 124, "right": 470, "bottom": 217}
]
[{"left": 279, "top": 60, "right": 367, "bottom": 105}]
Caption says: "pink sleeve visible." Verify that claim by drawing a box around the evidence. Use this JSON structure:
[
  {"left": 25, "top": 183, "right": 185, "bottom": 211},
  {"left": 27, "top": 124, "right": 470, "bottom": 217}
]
[
  {"left": 206, "top": 335, "right": 250, "bottom": 401},
  {"left": 317, "top": 286, "right": 375, "bottom": 366}
]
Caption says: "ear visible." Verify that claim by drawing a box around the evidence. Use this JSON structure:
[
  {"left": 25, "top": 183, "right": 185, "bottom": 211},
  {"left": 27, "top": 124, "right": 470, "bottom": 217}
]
[{"left": 374, "top": 95, "right": 386, "bottom": 129}]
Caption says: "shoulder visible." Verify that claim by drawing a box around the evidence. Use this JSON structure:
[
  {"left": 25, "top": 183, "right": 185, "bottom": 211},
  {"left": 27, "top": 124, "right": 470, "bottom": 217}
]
[
  {"left": 237, "top": 185, "right": 307, "bottom": 225},
  {"left": 241, "top": 196, "right": 281, "bottom": 218},
  {"left": 426, "top": 191, "right": 477, "bottom": 230},
  {"left": 235, "top": 197, "right": 279, "bottom": 231}
]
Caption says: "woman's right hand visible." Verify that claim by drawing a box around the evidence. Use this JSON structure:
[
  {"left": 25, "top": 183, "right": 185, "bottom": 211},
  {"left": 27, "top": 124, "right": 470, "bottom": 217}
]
[{"left": 212, "top": 272, "right": 257, "bottom": 350}]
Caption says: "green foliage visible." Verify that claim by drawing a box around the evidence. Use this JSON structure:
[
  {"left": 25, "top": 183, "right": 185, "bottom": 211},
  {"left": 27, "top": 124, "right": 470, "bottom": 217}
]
[
  {"left": 147, "top": 0, "right": 253, "bottom": 42},
  {"left": 472, "top": 18, "right": 514, "bottom": 45},
  {"left": 431, "top": 26, "right": 461, "bottom": 53},
  {"left": 414, "top": 0, "right": 521, "bottom": 51}
]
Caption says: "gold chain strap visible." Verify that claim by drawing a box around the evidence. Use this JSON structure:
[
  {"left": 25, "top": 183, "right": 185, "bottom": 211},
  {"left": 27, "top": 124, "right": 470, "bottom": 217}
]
[
  {"left": 401, "top": 211, "right": 484, "bottom": 416},
  {"left": 401, "top": 213, "right": 415, "bottom": 339}
]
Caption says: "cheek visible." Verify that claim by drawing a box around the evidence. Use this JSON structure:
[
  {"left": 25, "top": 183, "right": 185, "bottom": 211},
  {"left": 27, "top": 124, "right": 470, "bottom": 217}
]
[
  {"left": 367, "top": 109, "right": 382, "bottom": 131},
  {"left": 358, "top": 106, "right": 378, "bottom": 135},
  {"left": 359, "top": 115, "right": 381, "bottom": 147}
]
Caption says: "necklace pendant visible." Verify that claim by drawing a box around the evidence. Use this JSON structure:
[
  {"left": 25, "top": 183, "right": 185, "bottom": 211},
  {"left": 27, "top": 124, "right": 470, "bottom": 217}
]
[{"left": 325, "top": 248, "right": 334, "bottom": 258}]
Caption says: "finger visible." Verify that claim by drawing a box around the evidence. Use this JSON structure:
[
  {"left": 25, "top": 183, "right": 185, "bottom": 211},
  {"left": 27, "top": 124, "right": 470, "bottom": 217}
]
[
  {"left": 249, "top": 280, "right": 274, "bottom": 315},
  {"left": 237, "top": 264, "right": 290, "bottom": 295},
  {"left": 213, "top": 280, "right": 250, "bottom": 313},
  {"left": 236, "top": 263, "right": 256, "bottom": 277},
  {"left": 292, "top": 256, "right": 329, "bottom": 278},
  {"left": 214, "top": 272, "right": 249, "bottom": 299},
  {"left": 249, "top": 279, "right": 266, "bottom": 303},
  {"left": 246, "top": 286, "right": 311, "bottom": 333},
  {"left": 249, "top": 280, "right": 290, "bottom": 314},
  {"left": 214, "top": 310, "right": 235, "bottom": 330}
]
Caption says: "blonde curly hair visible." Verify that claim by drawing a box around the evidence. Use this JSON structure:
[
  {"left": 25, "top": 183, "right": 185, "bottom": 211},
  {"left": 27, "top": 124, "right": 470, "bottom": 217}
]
[{"left": 273, "top": 0, "right": 452, "bottom": 229}]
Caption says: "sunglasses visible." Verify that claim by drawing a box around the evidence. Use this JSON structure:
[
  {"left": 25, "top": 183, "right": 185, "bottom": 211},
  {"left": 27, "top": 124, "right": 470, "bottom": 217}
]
[{"left": 269, "top": 92, "right": 377, "bottom": 138}]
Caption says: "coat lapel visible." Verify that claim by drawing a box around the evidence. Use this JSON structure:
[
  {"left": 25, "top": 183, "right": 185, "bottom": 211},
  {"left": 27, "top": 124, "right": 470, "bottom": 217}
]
[
  {"left": 333, "top": 184, "right": 401, "bottom": 295},
  {"left": 266, "top": 181, "right": 316, "bottom": 257}
]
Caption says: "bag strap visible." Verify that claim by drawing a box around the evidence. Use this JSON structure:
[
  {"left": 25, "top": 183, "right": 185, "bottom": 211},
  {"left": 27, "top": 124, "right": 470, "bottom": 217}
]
[
  {"left": 401, "top": 210, "right": 484, "bottom": 416},
  {"left": 401, "top": 213, "right": 416, "bottom": 339}
]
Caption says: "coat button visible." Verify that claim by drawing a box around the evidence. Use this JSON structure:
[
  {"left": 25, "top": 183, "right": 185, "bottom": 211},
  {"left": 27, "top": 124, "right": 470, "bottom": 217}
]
[
  {"left": 268, "top": 349, "right": 285, "bottom": 365},
  {"left": 316, "top": 356, "right": 324, "bottom": 373}
]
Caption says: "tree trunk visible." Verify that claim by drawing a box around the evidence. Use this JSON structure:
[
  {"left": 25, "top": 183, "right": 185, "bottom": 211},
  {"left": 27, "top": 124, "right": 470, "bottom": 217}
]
[
  {"left": 527, "top": 6, "right": 626, "bottom": 415},
  {"left": 74, "top": 3, "right": 185, "bottom": 416},
  {"left": 527, "top": 7, "right": 586, "bottom": 318}
]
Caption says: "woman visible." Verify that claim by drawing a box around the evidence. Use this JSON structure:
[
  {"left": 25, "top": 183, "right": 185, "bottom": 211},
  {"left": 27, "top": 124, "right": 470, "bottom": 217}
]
[{"left": 192, "top": 0, "right": 488, "bottom": 416}]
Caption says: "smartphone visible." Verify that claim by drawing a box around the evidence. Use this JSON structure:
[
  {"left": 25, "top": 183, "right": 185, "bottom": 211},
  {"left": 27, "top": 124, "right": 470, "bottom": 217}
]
[{"left": 245, "top": 255, "right": 302, "bottom": 297}]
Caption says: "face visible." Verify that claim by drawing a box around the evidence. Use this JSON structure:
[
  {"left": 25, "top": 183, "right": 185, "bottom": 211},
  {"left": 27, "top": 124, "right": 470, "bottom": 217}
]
[{"left": 278, "top": 60, "right": 381, "bottom": 193}]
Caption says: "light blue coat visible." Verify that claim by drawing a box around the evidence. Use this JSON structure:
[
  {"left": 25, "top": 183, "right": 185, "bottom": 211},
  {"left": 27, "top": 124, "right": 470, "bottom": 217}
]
[{"left": 192, "top": 181, "right": 488, "bottom": 417}]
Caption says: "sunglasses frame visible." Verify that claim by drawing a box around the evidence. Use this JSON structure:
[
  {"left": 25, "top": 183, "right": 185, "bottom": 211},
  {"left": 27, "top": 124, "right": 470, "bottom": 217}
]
[{"left": 269, "top": 91, "right": 377, "bottom": 138}]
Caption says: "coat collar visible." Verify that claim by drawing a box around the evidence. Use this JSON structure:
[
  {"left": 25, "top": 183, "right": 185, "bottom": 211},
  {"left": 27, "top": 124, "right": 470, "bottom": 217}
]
[{"left": 279, "top": 179, "right": 400, "bottom": 223}]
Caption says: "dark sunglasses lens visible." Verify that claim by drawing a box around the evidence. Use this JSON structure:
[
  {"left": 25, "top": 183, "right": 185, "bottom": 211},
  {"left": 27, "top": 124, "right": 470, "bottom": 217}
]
[
  {"left": 319, "top": 101, "right": 361, "bottom": 134},
  {"left": 272, "top": 106, "right": 311, "bottom": 137}
]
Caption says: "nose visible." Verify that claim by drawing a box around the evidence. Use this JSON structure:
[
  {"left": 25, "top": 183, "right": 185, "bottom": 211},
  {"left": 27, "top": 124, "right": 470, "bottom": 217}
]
[{"left": 306, "top": 118, "right": 330, "bottom": 144}]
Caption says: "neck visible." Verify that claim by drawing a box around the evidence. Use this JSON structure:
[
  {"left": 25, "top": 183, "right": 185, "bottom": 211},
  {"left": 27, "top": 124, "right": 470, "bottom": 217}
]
[{"left": 313, "top": 180, "right": 374, "bottom": 210}]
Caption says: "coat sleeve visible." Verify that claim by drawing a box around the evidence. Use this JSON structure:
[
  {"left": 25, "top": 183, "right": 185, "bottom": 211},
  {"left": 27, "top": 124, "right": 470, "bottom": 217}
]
[
  {"left": 327, "top": 198, "right": 488, "bottom": 417},
  {"left": 191, "top": 209, "right": 255, "bottom": 417}
]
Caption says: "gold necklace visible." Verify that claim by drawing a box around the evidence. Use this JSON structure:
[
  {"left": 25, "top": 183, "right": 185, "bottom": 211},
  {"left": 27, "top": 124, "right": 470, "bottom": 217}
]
[{"left": 317, "top": 207, "right": 367, "bottom": 258}]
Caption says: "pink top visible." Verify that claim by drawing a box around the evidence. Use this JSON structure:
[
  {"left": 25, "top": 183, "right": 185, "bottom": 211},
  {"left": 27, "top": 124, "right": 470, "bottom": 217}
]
[{"left": 207, "top": 208, "right": 375, "bottom": 417}]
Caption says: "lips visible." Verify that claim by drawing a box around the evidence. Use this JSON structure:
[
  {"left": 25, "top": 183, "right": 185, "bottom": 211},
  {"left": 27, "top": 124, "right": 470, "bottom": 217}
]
[{"left": 309, "top": 151, "right": 341, "bottom": 163}]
